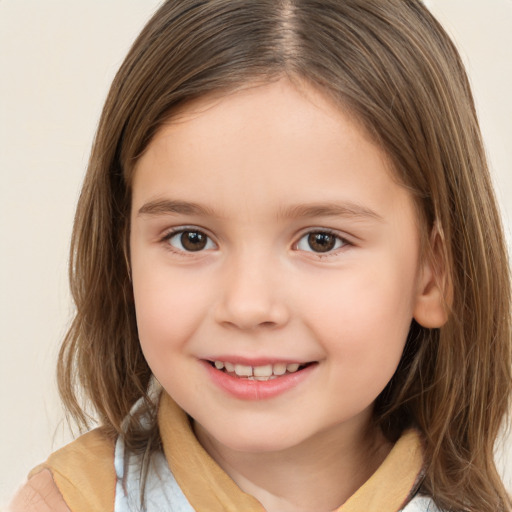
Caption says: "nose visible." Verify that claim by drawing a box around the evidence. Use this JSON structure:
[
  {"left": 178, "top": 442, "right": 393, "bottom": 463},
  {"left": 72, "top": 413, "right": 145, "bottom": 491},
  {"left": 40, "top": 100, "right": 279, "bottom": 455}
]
[{"left": 214, "top": 252, "right": 290, "bottom": 331}]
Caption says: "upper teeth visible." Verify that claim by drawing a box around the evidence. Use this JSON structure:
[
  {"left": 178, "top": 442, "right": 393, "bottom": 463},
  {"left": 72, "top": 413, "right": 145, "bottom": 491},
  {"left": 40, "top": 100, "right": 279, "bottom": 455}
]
[{"left": 214, "top": 361, "right": 302, "bottom": 378}]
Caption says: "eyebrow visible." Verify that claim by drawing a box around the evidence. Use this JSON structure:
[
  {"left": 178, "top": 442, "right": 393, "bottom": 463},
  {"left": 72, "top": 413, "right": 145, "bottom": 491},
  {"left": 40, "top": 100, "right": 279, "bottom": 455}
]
[
  {"left": 137, "top": 199, "right": 216, "bottom": 217},
  {"left": 137, "top": 198, "right": 383, "bottom": 222},
  {"left": 278, "top": 202, "right": 384, "bottom": 222}
]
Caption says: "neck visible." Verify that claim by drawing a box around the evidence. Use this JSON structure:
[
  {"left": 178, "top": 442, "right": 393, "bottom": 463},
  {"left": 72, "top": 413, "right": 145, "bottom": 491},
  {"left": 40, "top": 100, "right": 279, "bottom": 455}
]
[{"left": 194, "top": 416, "right": 391, "bottom": 512}]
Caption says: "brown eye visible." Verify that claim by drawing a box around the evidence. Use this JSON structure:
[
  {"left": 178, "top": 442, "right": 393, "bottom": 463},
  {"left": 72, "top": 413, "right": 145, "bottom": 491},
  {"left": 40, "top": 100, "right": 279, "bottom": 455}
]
[
  {"left": 167, "top": 230, "right": 214, "bottom": 252},
  {"left": 181, "top": 231, "right": 207, "bottom": 251},
  {"left": 296, "top": 231, "right": 344, "bottom": 253}
]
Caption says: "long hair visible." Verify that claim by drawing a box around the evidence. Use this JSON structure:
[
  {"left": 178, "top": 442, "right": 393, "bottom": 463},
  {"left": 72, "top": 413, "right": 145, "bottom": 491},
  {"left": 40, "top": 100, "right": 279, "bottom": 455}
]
[{"left": 58, "top": 1, "right": 512, "bottom": 510}]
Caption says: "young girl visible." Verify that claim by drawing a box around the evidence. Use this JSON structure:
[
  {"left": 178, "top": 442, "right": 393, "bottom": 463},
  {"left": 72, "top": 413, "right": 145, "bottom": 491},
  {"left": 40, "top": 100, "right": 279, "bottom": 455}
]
[{"left": 11, "top": 0, "right": 511, "bottom": 511}]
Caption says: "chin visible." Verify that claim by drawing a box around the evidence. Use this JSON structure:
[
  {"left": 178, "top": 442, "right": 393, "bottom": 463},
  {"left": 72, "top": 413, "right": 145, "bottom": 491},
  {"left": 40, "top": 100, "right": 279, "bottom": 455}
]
[
  {"left": 197, "top": 420, "right": 304, "bottom": 454},
  {"left": 219, "top": 436, "right": 297, "bottom": 454}
]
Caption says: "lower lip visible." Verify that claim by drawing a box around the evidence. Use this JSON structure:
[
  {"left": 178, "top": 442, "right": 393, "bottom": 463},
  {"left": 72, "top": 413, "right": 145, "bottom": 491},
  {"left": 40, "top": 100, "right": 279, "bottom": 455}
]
[{"left": 202, "top": 361, "right": 317, "bottom": 400}]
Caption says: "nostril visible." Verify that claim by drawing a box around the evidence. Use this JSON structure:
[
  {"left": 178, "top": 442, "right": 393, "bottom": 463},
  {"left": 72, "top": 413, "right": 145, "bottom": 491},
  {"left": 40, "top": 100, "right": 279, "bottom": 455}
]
[{"left": 214, "top": 290, "right": 290, "bottom": 331}]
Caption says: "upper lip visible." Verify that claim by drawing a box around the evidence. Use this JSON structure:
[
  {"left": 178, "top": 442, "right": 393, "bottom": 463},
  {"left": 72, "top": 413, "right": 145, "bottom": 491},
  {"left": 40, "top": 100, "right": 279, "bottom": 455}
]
[{"left": 203, "top": 356, "right": 312, "bottom": 366}]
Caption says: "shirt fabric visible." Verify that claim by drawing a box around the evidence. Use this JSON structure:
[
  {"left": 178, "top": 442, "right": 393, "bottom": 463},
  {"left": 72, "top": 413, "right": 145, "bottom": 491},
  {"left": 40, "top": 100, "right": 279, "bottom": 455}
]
[{"left": 30, "top": 392, "right": 442, "bottom": 511}]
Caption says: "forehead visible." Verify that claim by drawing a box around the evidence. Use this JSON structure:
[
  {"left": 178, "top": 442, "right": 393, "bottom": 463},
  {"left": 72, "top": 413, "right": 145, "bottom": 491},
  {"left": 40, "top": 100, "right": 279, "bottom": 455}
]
[
  {"left": 131, "top": 78, "right": 413, "bottom": 224},
  {"left": 154, "top": 79, "right": 376, "bottom": 154}
]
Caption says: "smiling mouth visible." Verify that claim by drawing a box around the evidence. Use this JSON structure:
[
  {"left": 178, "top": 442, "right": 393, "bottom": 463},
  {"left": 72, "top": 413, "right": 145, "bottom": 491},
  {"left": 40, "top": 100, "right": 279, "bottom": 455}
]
[{"left": 207, "top": 360, "right": 315, "bottom": 381}]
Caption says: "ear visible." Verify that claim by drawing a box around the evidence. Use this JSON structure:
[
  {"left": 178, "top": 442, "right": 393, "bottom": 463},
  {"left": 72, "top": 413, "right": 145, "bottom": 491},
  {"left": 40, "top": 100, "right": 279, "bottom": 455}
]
[{"left": 413, "top": 224, "right": 451, "bottom": 329}]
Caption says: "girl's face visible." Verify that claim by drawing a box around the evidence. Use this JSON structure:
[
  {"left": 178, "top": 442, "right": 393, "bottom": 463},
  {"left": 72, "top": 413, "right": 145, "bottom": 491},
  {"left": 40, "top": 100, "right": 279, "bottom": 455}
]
[{"left": 130, "top": 79, "right": 430, "bottom": 453}]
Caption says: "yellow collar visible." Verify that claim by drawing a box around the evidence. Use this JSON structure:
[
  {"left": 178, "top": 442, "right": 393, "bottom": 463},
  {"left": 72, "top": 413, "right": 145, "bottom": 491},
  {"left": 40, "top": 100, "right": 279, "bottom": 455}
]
[{"left": 158, "top": 392, "right": 424, "bottom": 512}]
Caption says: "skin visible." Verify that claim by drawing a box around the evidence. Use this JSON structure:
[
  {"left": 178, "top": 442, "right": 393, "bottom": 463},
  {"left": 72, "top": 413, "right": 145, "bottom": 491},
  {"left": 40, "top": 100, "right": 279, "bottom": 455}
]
[
  {"left": 129, "top": 78, "right": 444, "bottom": 512},
  {"left": 9, "top": 470, "right": 70, "bottom": 512}
]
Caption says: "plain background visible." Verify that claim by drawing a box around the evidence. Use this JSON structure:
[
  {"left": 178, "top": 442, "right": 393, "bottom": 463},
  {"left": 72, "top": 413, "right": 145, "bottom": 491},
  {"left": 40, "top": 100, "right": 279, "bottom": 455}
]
[{"left": 1, "top": 0, "right": 511, "bottom": 507}]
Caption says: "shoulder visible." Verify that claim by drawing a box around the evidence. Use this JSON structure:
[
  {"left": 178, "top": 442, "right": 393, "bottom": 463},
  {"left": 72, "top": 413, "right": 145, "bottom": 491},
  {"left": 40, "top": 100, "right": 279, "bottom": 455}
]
[
  {"left": 36, "top": 426, "right": 116, "bottom": 475},
  {"left": 12, "top": 428, "right": 117, "bottom": 512},
  {"left": 8, "top": 469, "right": 70, "bottom": 512}
]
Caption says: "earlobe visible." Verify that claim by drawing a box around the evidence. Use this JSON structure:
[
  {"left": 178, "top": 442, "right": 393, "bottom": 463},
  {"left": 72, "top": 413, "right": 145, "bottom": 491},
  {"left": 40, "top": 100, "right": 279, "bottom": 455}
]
[
  {"left": 413, "top": 226, "right": 451, "bottom": 329},
  {"left": 413, "top": 276, "right": 448, "bottom": 328}
]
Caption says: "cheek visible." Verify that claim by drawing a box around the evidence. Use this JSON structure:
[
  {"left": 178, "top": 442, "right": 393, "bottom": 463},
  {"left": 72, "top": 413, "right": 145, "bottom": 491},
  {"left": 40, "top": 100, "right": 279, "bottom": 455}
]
[
  {"left": 133, "top": 275, "right": 212, "bottom": 403},
  {"left": 131, "top": 265, "right": 211, "bottom": 358},
  {"left": 306, "top": 264, "right": 415, "bottom": 332},
  {"left": 301, "top": 261, "right": 416, "bottom": 381}
]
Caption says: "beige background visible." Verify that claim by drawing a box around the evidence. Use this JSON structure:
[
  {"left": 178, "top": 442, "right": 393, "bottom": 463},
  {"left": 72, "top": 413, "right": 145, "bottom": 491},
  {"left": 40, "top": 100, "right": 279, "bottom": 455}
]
[{"left": 1, "top": 0, "right": 511, "bottom": 507}]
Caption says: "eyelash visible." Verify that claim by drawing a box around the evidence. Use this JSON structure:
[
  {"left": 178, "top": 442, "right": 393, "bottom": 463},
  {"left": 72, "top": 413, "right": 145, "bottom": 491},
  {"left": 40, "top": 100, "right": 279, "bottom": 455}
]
[{"left": 160, "top": 227, "right": 351, "bottom": 256}]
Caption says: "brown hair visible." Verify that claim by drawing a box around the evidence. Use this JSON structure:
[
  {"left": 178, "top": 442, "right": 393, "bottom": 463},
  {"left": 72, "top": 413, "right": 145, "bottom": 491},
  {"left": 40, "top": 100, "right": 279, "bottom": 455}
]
[{"left": 58, "top": 1, "right": 512, "bottom": 510}]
